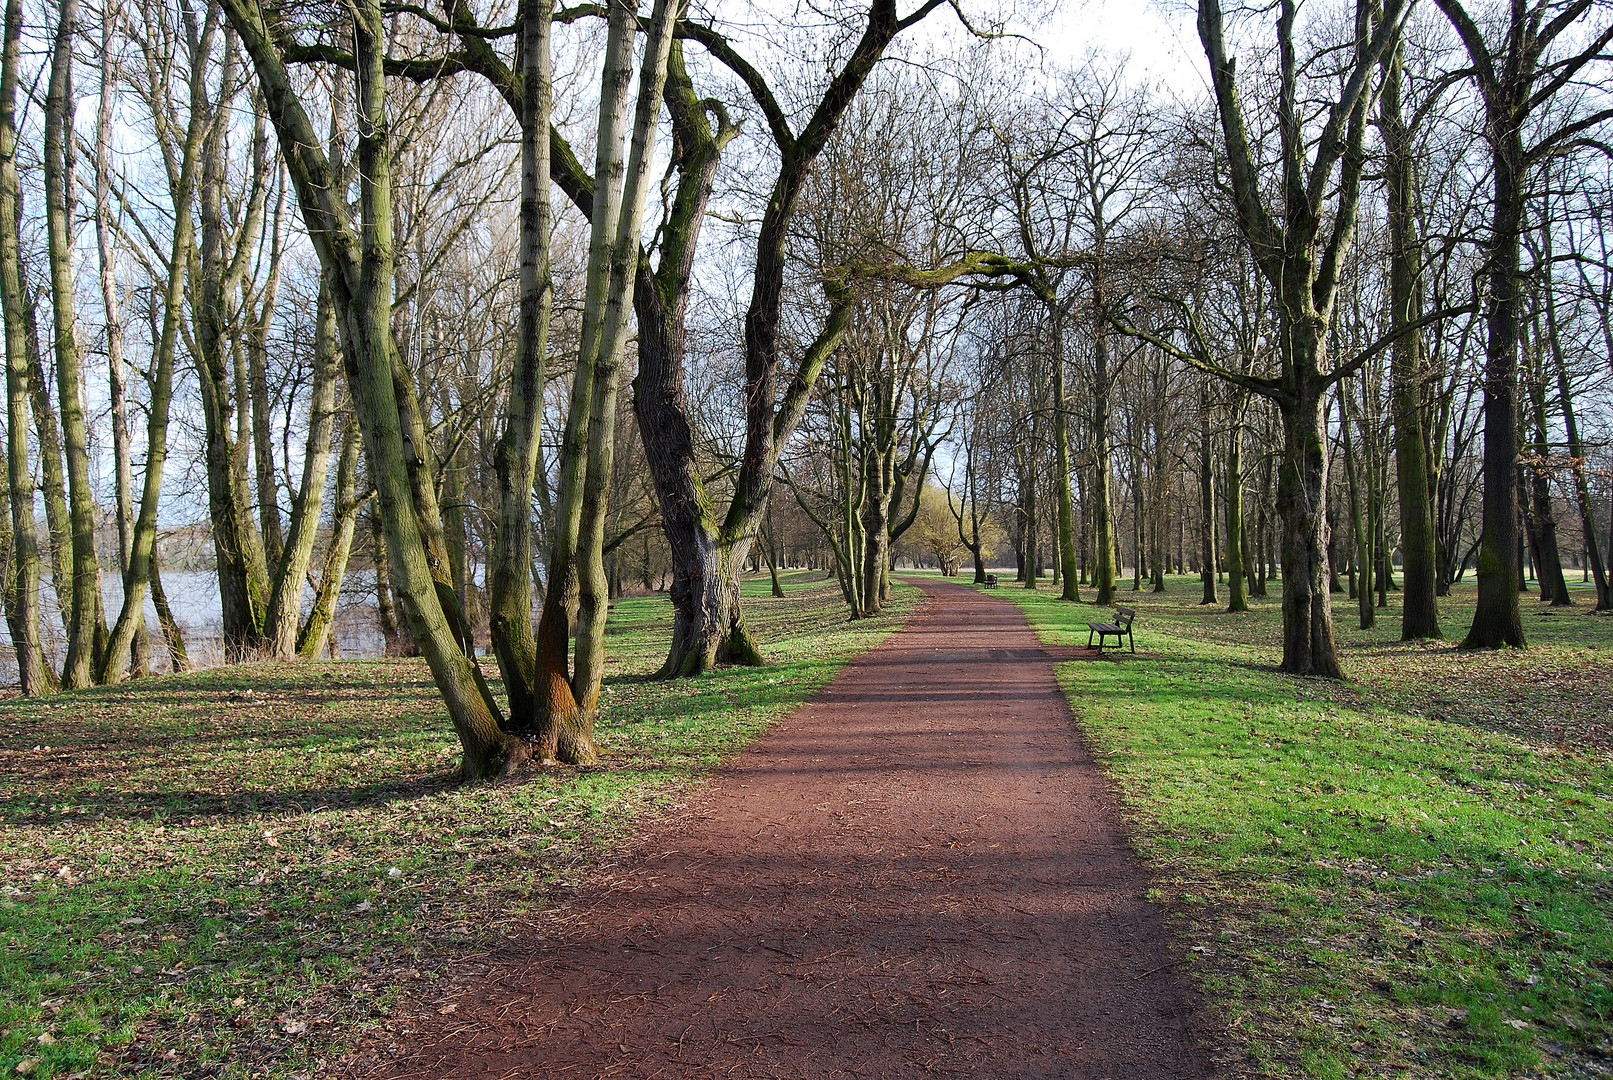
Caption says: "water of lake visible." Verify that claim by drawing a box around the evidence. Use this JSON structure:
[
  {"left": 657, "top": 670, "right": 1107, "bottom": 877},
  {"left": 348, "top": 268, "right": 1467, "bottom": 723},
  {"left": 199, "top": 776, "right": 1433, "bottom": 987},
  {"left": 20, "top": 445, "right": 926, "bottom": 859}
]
[{"left": 0, "top": 568, "right": 391, "bottom": 683}]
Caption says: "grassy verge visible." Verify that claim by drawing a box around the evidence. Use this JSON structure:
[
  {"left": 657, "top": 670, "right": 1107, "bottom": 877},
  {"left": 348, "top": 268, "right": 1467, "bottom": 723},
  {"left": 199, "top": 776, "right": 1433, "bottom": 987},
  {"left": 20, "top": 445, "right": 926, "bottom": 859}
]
[
  {"left": 0, "top": 572, "right": 914, "bottom": 1079},
  {"left": 993, "top": 575, "right": 1612, "bottom": 1079}
]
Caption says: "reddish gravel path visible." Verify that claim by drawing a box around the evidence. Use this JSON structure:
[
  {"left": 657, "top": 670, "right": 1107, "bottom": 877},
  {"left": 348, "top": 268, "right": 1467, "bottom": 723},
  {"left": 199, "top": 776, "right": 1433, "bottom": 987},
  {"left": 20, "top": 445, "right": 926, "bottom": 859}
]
[{"left": 364, "top": 578, "right": 1210, "bottom": 1079}]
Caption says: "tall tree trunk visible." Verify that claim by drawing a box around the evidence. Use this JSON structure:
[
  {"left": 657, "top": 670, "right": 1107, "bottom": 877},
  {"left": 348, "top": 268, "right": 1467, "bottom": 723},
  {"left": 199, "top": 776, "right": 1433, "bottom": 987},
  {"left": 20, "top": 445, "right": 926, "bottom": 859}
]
[
  {"left": 348, "top": 0, "right": 513, "bottom": 774},
  {"left": 1380, "top": 39, "right": 1441, "bottom": 638},
  {"left": 44, "top": 0, "right": 104, "bottom": 687},
  {"left": 532, "top": 0, "right": 676, "bottom": 755},
  {"left": 0, "top": 0, "right": 50, "bottom": 693},
  {"left": 1199, "top": 383, "right": 1217, "bottom": 604},
  {"left": 1457, "top": 54, "right": 1526, "bottom": 648}
]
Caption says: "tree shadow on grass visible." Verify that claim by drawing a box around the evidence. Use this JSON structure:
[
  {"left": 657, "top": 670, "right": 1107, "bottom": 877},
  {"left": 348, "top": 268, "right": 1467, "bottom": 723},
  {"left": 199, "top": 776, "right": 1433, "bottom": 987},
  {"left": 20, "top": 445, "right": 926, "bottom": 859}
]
[{"left": 0, "top": 771, "right": 469, "bottom": 825}]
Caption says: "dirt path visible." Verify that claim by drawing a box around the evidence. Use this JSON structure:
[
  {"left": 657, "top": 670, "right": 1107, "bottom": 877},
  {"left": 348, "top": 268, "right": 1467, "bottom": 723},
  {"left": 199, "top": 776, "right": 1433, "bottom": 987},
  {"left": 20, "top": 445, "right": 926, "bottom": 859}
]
[{"left": 362, "top": 579, "right": 1210, "bottom": 1079}]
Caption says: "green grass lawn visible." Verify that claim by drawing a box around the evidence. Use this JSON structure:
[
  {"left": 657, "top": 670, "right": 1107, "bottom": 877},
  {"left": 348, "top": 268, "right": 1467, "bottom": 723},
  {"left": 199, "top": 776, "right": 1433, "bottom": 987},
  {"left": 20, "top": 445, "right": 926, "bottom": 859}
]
[
  {"left": 0, "top": 572, "right": 913, "bottom": 1080},
  {"left": 993, "top": 572, "right": 1613, "bottom": 1079}
]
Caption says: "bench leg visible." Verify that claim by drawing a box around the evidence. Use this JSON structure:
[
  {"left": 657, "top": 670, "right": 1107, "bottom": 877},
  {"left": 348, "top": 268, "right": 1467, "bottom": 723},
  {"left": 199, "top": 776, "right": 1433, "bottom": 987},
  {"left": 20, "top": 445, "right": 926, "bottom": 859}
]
[{"left": 1129, "top": 629, "right": 1135, "bottom": 654}]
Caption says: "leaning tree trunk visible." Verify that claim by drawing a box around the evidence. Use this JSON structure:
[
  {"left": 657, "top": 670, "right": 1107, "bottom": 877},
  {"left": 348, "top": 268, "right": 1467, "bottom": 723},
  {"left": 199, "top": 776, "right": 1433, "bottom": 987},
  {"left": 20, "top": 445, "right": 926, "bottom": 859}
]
[
  {"left": 262, "top": 278, "right": 342, "bottom": 655},
  {"left": 224, "top": 0, "right": 520, "bottom": 776},
  {"left": 298, "top": 416, "right": 361, "bottom": 657}
]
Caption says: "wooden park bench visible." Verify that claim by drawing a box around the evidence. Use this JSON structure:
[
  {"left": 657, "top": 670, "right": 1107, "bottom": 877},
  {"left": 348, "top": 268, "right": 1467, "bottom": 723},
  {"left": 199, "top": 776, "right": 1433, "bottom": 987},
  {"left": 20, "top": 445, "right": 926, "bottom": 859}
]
[
  {"left": 983, "top": 574, "right": 998, "bottom": 588},
  {"left": 1086, "top": 606, "right": 1137, "bottom": 654}
]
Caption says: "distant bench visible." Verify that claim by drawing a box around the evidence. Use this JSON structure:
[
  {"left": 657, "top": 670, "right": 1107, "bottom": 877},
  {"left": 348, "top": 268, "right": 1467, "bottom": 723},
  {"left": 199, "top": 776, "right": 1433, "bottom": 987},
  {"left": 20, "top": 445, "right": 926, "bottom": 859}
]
[
  {"left": 1086, "top": 606, "right": 1136, "bottom": 654},
  {"left": 983, "top": 574, "right": 998, "bottom": 588}
]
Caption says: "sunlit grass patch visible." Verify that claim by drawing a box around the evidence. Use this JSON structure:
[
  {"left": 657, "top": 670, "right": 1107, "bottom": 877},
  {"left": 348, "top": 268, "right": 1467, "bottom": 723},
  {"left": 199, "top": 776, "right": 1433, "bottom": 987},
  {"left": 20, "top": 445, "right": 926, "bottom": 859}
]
[
  {"left": 999, "top": 575, "right": 1613, "bottom": 1078},
  {"left": 0, "top": 571, "right": 913, "bottom": 1079}
]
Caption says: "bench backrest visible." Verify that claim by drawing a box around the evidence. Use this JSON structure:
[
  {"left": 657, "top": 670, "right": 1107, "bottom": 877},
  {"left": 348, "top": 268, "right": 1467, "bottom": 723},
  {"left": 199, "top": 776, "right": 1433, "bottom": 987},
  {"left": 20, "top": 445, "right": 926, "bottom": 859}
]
[{"left": 1114, "top": 607, "right": 1136, "bottom": 629}]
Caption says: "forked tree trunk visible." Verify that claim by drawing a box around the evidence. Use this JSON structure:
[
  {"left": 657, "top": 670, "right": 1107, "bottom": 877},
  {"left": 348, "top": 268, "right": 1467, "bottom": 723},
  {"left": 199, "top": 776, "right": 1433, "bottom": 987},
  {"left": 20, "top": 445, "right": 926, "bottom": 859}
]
[
  {"left": 625, "top": 1, "right": 925, "bottom": 672},
  {"left": 527, "top": 0, "right": 676, "bottom": 757}
]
